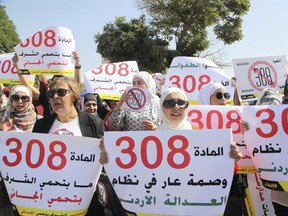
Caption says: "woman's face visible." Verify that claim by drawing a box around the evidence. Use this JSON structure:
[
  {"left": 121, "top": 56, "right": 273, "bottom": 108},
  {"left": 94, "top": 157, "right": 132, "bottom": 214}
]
[
  {"left": 83, "top": 100, "right": 97, "bottom": 114},
  {"left": 132, "top": 77, "right": 147, "bottom": 89},
  {"left": 11, "top": 92, "right": 30, "bottom": 112},
  {"left": 210, "top": 88, "right": 230, "bottom": 106},
  {"left": 162, "top": 92, "right": 188, "bottom": 126},
  {"left": 48, "top": 81, "right": 74, "bottom": 116}
]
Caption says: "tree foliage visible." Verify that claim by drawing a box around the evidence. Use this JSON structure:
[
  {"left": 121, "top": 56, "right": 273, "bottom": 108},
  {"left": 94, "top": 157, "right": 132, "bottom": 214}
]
[
  {"left": 95, "top": 16, "right": 169, "bottom": 73},
  {"left": 136, "top": 0, "right": 250, "bottom": 56},
  {"left": 0, "top": 5, "right": 20, "bottom": 53}
]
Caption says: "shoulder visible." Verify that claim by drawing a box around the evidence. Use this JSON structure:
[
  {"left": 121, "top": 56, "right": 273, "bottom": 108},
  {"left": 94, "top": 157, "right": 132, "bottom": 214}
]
[{"left": 33, "top": 114, "right": 56, "bottom": 133}]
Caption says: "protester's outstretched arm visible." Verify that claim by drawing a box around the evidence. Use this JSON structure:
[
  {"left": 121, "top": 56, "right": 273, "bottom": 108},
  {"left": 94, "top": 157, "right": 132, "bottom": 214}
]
[
  {"left": 73, "top": 51, "right": 81, "bottom": 83},
  {"left": 38, "top": 74, "right": 48, "bottom": 85},
  {"left": 12, "top": 53, "right": 40, "bottom": 100}
]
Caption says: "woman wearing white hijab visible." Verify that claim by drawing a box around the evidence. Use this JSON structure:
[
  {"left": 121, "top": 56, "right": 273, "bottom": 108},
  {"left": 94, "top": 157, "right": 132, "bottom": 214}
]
[
  {"left": 108, "top": 71, "right": 161, "bottom": 131},
  {"left": 157, "top": 87, "right": 191, "bottom": 130},
  {"left": 198, "top": 81, "right": 231, "bottom": 105}
]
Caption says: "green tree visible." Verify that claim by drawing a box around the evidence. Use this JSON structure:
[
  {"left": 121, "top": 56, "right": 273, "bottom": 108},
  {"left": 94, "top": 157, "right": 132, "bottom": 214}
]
[
  {"left": 0, "top": 5, "right": 20, "bottom": 53},
  {"left": 95, "top": 16, "right": 169, "bottom": 73},
  {"left": 136, "top": 0, "right": 250, "bottom": 58}
]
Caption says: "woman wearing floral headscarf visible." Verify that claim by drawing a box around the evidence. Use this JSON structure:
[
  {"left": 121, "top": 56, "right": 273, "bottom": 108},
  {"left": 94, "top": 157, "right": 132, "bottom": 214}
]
[
  {"left": 108, "top": 71, "right": 161, "bottom": 131},
  {"left": 0, "top": 85, "right": 36, "bottom": 132}
]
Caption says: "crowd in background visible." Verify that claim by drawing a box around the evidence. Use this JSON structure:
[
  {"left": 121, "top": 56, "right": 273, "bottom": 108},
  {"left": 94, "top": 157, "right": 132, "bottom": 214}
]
[{"left": 0, "top": 51, "right": 288, "bottom": 216}]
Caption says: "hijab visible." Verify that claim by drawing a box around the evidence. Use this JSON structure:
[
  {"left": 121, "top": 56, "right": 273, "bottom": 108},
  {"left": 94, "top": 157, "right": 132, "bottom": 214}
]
[
  {"left": 132, "top": 71, "right": 160, "bottom": 120},
  {"left": 0, "top": 89, "right": 7, "bottom": 121},
  {"left": 1, "top": 85, "right": 37, "bottom": 132},
  {"left": 198, "top": 82, "right": 225, "bottom": 105},
  {"left": 133, "top": 71, "right": 157, "bottom": 94},
  {"left": 157, "top": 87, "right": 191, "bottom": 130}
]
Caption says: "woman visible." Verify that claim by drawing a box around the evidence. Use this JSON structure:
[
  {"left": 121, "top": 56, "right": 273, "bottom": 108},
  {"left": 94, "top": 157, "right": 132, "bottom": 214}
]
[
  {"left": 159, "top": 86, "right": 241, "bottom": 160},
  {"left": 149, "top": 87, "right": 242, "bottom": 215},
  {"left": 198, "top": 82, "right": 245, "bottom": 216},
  {"left": 0, "top": 85, "right": 37, "bottom": 215},
  {"left": 157, "top": 87, "right": 191, "bottom": 130},
  {"left": 108, "top": 71, "right": 161, "bottom": 131},
  {"left": 198, "top": 81, "right": 231, "bottom": 106},
  {"left": 0, "top": 85, "right": 36, "bottom": 132},
  {"left": 81, "top": 93, "right": 98, "bottom": 115},
  {"left": 32, "top": 77, "right": 107, "bottom": 216}
]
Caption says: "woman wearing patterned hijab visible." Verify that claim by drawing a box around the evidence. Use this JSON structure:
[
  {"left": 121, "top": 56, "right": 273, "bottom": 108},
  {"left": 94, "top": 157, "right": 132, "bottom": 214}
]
[{"left": 0, "top": 85, "right": 36, "bottom": 132}]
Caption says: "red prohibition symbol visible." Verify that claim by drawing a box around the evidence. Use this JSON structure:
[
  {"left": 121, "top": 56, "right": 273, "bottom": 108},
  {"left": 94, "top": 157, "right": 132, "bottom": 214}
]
[
  {"left": 248, "top": 61, "right": 277, "bottom": 91},
  {"left": 126, "top": 88, "right": 146, "bottom": 110}
]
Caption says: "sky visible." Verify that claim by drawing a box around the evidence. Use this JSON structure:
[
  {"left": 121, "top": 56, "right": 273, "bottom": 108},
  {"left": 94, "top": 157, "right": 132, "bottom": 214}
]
[{"left": 2, "top": 0, "right": 288, "bottom": 79}]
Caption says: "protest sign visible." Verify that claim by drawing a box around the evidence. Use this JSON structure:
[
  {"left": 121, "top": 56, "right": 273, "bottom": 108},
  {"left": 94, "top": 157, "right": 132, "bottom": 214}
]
[
  {"left": 104, "top": 129, "right": 234, "bottom": 215},
  {"left": 233, "top": 55, "right": 287, "bottom": 102},
  {"left": 14, "top": 26, "right": 76, "bottom": 75},
  {"left": 243, "top": 105, "right": 288, "bottom": 191},
  {"left": 187, "top": 105, "right": 256, "bottom": 174},
  {"left": 0, "top": 132, "right": 102, "bottom": 215},
  {"left": 0, "top": 53, "right": 35, "bottom": 84},
  {"left": 163, "top": 56, "right": 234, "bottom": 105},
  {"left": 84, "top": 61, "right": 139, "bottom": 100}
]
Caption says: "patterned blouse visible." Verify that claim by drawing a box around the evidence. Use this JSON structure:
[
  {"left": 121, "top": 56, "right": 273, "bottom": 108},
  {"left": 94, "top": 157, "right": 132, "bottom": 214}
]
[{"left": 107, "top": 98, "right": 160, "bottom": 131}]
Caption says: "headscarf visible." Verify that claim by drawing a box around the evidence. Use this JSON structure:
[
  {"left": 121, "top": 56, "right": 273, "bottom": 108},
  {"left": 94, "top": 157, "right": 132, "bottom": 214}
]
[
  {"left": 1, "top": 85, "right": 36, "bottom": 132},
  {"left": 0, "top": 90, "right": 8, "bottom": 122},
  {"left": 198, "top": 82, "right": 225, "bottom": 105},
  {"left": 133, "top": 71, "right": 157, "bottom": 94},
  {"left": 256, "top": 88, "right": 282, "bottom": 105},
  {"left": 157, "top": 87, "right": 192, "bottom": 130},
  {"left": 83, "top": 93, "right": 97, "bottom": 105},
  {"left": 132, "top": 71, "right": 160, "bottom": 120},
  {"left": 81, "top": 92, "right": 99, "bottom": 111}
]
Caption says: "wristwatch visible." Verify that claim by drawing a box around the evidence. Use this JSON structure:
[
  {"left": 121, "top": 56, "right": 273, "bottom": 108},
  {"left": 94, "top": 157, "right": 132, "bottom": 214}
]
[{"left": 74, "top": 64, "right": 81, "bottom": 69}]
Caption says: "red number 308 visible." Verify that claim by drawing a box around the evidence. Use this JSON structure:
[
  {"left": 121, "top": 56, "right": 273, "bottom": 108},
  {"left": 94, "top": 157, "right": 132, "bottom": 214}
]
[
  {"left": 2, "top": 138, "right": 67, "bottom": 170},
  {"left": 255, "top": 108, "right": 288, "bottom": 138},
  {"left": 115, "top": 135, "right": 190, "bottom": 169}
]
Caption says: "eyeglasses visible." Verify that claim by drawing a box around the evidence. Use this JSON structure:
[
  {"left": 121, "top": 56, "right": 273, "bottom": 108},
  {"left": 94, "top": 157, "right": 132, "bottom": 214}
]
[
  {"left": 213, "top": 92, "right": 231, "bottom": 100},
  {"left": 47, "top": 88, "right": 70, "bottom": 98},
  {"left": 163, "top": 99, "right": 189, "bottom": 109},
  {"left": 11, "top": 95, "right": 30, "bottom": 102}
]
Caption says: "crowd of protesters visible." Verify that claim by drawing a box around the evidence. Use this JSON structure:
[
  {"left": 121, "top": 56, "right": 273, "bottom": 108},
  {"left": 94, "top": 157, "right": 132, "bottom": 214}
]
[{"left": 0, "top": 50, "right": 287, "bottom": 216}]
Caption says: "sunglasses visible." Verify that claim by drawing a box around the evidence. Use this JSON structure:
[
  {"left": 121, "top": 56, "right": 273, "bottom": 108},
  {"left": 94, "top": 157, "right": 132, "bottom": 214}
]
[
  {"left": 163, "top": 99, "right": 189, "bottom": 109},
  {"left": 11, "top": 95, "right": 30, "bottom": 102},
  {"left": 213, "top": 92, "right": 231, "bottom": 100},
  {"left": 47, "top": 88, "right": 70, "bottom": 99}
]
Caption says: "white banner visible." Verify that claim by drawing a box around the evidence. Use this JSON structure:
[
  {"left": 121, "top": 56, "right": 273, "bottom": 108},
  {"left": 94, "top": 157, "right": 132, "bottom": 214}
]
[
  {"left": 84, "top": 61, "right": 139, "bottom": 100},
  {"left": 104, "top": 129, "right": 234, "bottom": 215},
  {"left": 163, "top": 56, "right": 234, "bottom": 105},
  {"left": 243, "top": 105, "right": 288, "bottom": 191},
  {"left": 14, "top": 26, "right": 76, "bottom": 75},
  {"left": 0, "top": 132, "right": 102, "bottom": 215},
  {"left": 0, "top": 53, "right": 35, "bottom": 84},
  {"left": 187, "top": 105, "right": 255, "bottom": 174}
]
